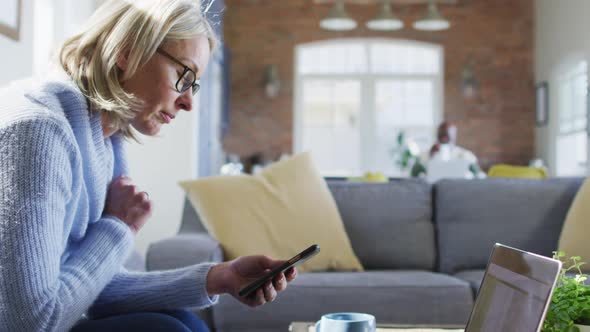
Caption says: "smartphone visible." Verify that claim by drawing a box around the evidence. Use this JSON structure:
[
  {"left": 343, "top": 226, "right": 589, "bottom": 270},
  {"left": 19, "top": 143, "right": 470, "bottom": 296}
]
[{"left": 238, "top": 244, "right": 320, "bottom": 297}]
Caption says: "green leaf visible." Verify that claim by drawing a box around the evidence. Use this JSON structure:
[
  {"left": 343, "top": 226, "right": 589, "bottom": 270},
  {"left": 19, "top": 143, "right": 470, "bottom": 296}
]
[{"left": 396, "top": 132, "right": 404, "bottom": 145}]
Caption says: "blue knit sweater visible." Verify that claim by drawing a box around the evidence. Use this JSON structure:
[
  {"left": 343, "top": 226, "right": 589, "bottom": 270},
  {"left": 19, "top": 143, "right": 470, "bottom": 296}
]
[{"left": 0, "top": 74, "right": 218, "bottom": 332}]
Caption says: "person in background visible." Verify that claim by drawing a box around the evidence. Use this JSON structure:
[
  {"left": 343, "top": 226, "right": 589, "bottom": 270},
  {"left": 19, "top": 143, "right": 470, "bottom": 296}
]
[
  {"left": 0, "top": 1, "right": 296, "bottom": 331},
  {"left": 242, "top": 152, "right": 264, "bottom": 174},
  {"left": 429, "top": 121, "right": 483, "bottom": 177}
]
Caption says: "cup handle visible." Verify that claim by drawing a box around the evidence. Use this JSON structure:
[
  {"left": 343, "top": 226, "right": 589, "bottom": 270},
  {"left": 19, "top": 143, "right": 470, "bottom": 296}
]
[{"left": 314, "top": 321, "right": 321, "bottom": 332}]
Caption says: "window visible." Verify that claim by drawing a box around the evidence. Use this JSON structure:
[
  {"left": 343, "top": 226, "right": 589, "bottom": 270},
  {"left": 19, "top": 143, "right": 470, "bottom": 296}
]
[
  {"left": 294, "top": 39, "right": 443, "bottom": 177},
  {"left": 556, "top": 61, "right": 588, "bottom": 176}
]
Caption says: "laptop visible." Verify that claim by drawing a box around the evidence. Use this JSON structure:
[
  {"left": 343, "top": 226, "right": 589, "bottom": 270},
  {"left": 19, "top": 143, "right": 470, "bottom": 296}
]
[
  {"left": 426, "top": 158, "right": 473, "bottom": 183},
  {"left": 462, "top": 243, "right": 562, "bottom": 332}
]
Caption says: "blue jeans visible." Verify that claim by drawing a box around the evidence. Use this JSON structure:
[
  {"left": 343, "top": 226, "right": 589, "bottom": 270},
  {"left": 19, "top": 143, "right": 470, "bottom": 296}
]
[{"left": 70, "top": 309, "right": 210, "bottom": 332}]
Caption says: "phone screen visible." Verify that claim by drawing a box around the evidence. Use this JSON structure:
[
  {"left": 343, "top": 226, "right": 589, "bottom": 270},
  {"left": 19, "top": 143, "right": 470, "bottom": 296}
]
[{"left": 238, "top": 244, "right": 320, "bottom": 297}]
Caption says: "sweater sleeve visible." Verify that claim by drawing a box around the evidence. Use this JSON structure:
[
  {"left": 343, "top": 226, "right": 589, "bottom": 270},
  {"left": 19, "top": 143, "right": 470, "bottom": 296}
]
[
  {"left": 0, "top": 117, "right": 134, "bottom": 332},
  {"left": 88, "top": 263, "right": 220, "bottom": 318}
]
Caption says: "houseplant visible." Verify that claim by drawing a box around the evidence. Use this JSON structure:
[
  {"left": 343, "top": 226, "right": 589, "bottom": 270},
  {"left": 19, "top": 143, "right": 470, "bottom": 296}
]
[
  {"left": 542, "top": 252, "right": 590, "bottom": 332},
  {"left": 391, "top": 132, "right": 426, "bottom": 178}
]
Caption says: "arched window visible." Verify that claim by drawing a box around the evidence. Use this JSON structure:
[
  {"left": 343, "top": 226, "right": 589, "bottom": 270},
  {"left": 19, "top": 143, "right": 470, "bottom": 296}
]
[{"left": 294, "top": 39, "right": 443, "bottom": 177}]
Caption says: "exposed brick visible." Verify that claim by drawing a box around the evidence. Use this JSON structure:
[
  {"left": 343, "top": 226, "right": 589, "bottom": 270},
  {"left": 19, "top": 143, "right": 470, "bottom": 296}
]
[{"left": 223, "top": 0, "right": 534, "bottom": 170}]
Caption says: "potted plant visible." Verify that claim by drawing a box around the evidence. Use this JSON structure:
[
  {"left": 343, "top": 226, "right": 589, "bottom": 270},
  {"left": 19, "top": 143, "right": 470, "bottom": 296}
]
[
  {"left": 391, "top": 132, "right": 425, "bottom": 178},
  {"left": 542, "top": 252, "right": 590, "bottom": 332}
]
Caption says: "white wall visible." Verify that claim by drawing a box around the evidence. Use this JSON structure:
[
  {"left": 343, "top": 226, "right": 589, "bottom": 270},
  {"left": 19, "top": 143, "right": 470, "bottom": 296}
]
[
  {"left": 126, "top": 111, "right": 199, "bottom": 256},
  {"left": 535, "top": 0, "right": 590, "bottom": 174},
  {"left": 34, "top": 0, "right": 96, "bottom": 74},
  {"left": 0, "top": 0, "right": 34, "bottom": 86},
  {"left": 0, "top": 0, "right": 96, "bottom": 85}
]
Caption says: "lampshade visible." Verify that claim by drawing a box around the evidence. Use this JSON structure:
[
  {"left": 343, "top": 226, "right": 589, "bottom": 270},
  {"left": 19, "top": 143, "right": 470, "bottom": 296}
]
[
  {"left": 413, "top": 0, "right": 450, "bottom": 31},
  {"left": 320, "top": 0, "right": 357, "bottom": 31},
  {"left": 366, "top": 1, "right": 404, "bottom": 31}
]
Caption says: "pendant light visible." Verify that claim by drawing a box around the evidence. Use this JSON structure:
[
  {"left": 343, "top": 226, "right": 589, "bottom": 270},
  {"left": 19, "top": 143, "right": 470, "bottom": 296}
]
[
  {"left": 366, "top": 0, "right": 404, "bottom": 31},
  {"left": 413, "top": 0, "right": 450, "bottom": 31},
  {"left": 320, "top": 0, "right": 357, "bottom": 31}
]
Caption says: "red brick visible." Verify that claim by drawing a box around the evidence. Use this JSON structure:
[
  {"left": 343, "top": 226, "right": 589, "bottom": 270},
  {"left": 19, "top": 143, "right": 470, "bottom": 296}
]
[{"left": 223, "top": 0, "right": 534, "bottom": 169}]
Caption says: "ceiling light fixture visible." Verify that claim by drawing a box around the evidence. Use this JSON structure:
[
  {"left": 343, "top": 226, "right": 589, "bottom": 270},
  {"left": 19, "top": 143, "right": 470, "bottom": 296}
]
[
  {"left": 320, "top": 0, "right": 357, "bottom": 31},
  {"left": 413, "top": 0, "right": 450, "bottom": 31},
  {"left": 366, "top": 0, "right": 404, "bottom": 31}
]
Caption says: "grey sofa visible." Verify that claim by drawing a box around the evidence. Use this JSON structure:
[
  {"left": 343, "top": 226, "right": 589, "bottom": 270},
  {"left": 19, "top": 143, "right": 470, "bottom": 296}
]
[{"left": 146, "top": 177, "right": 583, "bottom": 332}]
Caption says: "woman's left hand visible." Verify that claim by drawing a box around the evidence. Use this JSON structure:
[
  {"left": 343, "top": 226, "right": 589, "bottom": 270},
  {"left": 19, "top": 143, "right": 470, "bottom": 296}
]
[{"left": 206, "top": 255, "right": 298, "bottom": 307}]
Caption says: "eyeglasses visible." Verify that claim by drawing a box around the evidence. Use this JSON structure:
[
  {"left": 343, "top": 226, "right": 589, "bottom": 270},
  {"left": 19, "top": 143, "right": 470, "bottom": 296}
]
[{"left": 156, "top": 49, "right": 200, "bottom": 95}]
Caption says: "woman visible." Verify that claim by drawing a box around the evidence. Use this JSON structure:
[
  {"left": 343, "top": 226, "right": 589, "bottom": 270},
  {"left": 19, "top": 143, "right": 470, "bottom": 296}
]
[{"left": 0, "top": 0, "right": 296, "bottom": 331}]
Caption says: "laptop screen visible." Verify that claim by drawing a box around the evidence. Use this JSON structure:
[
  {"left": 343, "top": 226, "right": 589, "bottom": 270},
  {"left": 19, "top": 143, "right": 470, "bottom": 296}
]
[{"left": 465, "top": 244, "right": 561, "bottom": 332}]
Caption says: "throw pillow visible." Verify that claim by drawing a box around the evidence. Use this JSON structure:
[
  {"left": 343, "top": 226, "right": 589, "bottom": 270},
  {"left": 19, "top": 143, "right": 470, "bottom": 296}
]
[
  {"left": 558, "top": 177, "right": 590, "bottom": 272},
  {"left": 179, "top": 152, "right": 364, "bottom": 273},
  {"left": 487, "top": 164, "right": 547, "bottom": 179}
]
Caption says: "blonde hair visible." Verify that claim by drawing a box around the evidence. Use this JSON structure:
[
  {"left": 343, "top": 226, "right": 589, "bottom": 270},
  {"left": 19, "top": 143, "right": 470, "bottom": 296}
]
[{"left": 60, "top": 0, "right": 219, "bottom": 139}]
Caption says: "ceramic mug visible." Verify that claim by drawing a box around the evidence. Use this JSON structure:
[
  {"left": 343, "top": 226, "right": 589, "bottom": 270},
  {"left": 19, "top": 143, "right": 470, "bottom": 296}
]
[{"left": 315, "top": 312, "right": 376, "bottom": 332}]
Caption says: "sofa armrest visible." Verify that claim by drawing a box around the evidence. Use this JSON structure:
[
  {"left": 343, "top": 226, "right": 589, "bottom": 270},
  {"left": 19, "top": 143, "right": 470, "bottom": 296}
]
[{"left": 146, "top": 233, "right": 224, "bottom": 271}]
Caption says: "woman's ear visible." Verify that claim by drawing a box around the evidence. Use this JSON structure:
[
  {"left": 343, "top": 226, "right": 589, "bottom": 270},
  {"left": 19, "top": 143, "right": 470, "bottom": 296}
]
[{"left": 116, "top": 49, "right": 131, "bottom": 72}]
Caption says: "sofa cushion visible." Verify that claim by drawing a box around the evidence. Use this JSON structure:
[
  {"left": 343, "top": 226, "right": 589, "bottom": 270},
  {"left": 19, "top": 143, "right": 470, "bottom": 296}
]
[
  {"left": 454, "top": 270, "right": 485, "bottom": 297},
  {"left": 179, "top": 152, "right": 363, "bottom": 273},
  {"left": 212, "top": 271, "right": 474, "bottom": 332},
  {"left": 436, "top": 177, "right": 583, "bottom": 274},
  {"left": 487, "top": 164, "right": 547, "bottom": 179},
  {"left": 558, "top": 177, "right": 590, "bottom": 272},
  {"left": 327, "top": 180, "right": 436, "bottom": 270}
]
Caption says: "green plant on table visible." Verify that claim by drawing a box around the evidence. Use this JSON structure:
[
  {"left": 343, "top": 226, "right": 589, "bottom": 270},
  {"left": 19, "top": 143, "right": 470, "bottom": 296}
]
[{"left": 542, "top": 252, "right": 590, "bottom": 332}]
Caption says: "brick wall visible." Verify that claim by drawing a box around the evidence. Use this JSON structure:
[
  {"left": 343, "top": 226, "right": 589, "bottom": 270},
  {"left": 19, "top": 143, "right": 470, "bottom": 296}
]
[{"left": 222, "top": 0, "right": 534, "bottom": 170}]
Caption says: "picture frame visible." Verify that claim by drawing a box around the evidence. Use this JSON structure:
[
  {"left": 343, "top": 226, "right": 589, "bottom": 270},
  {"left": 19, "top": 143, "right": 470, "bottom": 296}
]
[
  {"left": 0, "top": 0, "right": 22, "bottom": 41},
  {"left": 535, "top": 81, "right": 549, "bottom": 127},
  {"left": 587, "top": 86, "right": 590, "bottom": 138}
]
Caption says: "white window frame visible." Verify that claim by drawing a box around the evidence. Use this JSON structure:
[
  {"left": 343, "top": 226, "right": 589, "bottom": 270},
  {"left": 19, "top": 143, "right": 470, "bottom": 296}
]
[
  {"left": 293, "top": 38, "right": 444, "bottom": 176},
  {"left": 555, "top": 61, "right": 588, "bottom": 176}
]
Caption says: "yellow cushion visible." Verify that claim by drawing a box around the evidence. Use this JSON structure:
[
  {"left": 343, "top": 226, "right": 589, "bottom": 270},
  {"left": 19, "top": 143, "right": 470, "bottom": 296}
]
[
  {"left": 558, "top": 177, "right": 590, "bottom": 272},
  {"left": 179, "top": 152, "right": 364, "bottom": 273},
  {"left": 347, "top": 172, "right": 389, "bottom": 183},
  {"left": 488, "top": 164, "right": 547, "bottom": 179}
]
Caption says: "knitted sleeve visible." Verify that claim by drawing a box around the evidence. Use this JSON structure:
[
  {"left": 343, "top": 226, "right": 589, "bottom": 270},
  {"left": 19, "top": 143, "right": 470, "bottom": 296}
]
[
  {"left": 0, "top": 116, "right": 134, "bottom": 332},
  {"left": 88, "top": 263, "right": 220, "bottom": 318},
  {"left": 86, "top": 132, "right": 219, "bottom": 317}
]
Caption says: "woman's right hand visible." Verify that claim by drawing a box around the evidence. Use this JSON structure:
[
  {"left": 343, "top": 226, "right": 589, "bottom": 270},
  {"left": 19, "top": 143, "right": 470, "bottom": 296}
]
[
  {"left": 206, "top": 256, "right": 298, "bottom": 307},
  {"left": 104, "top": 175, "right": 152, "bottom": 234}
]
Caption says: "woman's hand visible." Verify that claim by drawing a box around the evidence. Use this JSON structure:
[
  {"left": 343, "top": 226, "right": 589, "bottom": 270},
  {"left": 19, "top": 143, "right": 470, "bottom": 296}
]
[
  {"left": 104, "top": 175, "right": 152, "bottom": 234},
  {"left": 206, "top": 256, "right": 298, "bottom": 307}
]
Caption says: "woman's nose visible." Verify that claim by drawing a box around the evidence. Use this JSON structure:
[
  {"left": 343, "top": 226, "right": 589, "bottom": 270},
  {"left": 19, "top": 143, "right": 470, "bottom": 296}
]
[{"left": 175, "top": 90, "right": 193, "bottom": 112}]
